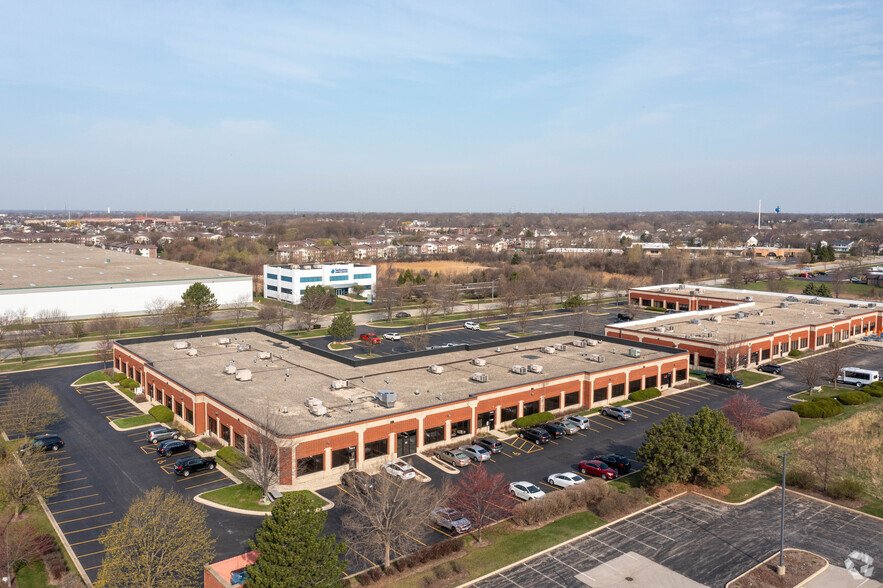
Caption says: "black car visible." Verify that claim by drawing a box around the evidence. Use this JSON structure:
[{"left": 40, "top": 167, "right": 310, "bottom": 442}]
[
  {"left": 536, "top": 422, "right": 566, "bottom": 439},
  {"left": 174, "top": 456, "right": 216, "bottom": 477},
  {"left": 341, "top": 471, "right": 374, "bottom": 494},
  {"left": 20, "top": 434, "right": 64, "bottom": 452},
  {"left": 157, "top": 439, "right": 197, "bottom": 457},
  {"left": 519, "top": 428, "right": 551, "bottom": 445},
  {"left": 395, "top": 311, "right": 411, "bottom": 318},
  {"left": 594, "top": 454, "right": 632, "bottom": 475},
  {"left": 705, "top": 373, "right": 744, "bottom": 389},
  {"left": 616, "top": 312, "right": 635, "bottom": 322},
  {"left": 476, "top": 438, "right": 503, "bottom": 454},
  {"left": 758, "top": 364, "right": 783, "bottom": 375}
]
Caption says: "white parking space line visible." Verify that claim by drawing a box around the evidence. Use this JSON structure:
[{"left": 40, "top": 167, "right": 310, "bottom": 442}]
[
  {"left": 604, "top": 526, "right": 660, "bottom": 552},
  {"left": 523, "top": 562, "right": 566, "bottom": 587}
]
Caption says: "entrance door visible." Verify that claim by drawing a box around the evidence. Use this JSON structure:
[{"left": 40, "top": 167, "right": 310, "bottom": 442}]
[{"left": 397, "top": 431, "right": 416, "bottom": 456}]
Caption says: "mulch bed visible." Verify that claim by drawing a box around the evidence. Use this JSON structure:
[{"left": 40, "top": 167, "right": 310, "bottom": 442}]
[{"left": 729, "top": 549, "right": 825, "bottom": 588}]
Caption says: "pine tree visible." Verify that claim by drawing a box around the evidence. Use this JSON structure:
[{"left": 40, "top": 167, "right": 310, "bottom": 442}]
[
  {"left": 636, "top": 413, "right": 696, "bottom": 488},
  {"left": 180, "top": 282, "right": 218, "bottom": 323},
  {"left": 327, "top": 311, "right": 356, "bottom": 341},
  {"left": 687, "top": 407, "right": 744, "bottom": 487},
  {"left": 246, "top": 493, "right": 346, "bottom": 588}
]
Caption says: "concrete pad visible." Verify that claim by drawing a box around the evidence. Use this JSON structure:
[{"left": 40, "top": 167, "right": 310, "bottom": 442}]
[
  {"left": 802, "top": 565, "right": 882, "bottom": 588},
  {"left": 575, "top": 552, "right": 708, "bottom": 587}
]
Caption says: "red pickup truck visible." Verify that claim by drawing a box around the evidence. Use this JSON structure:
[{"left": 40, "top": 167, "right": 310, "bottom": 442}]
[{"left": 360, "top": 333, "right": 382, "bottom": 344}]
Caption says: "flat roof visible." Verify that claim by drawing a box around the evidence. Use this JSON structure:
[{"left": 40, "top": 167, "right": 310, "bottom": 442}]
[
  {"left": 623, "top": 285, "right": 880, "bottom": 343},
  {"left": 123, "top": 332, "right": 681, "bottom": 437},
  {"left": 0, "top": 243, "right": 248, "bottom": 290}
]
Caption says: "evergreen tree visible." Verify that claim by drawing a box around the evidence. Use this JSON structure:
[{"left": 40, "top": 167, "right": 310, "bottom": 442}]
[
  {"left": 327, "top": 311, "right": 356, "bottom": 341},
  {"left": 511, "top": 252, "right": 521, "bottom": 265},
  {"left": 687, "top": 407, "right": 744, "bottom": 487},
  {"left": 636, "top": 413, "right": 696, "bottom": 488},
  {"left": 815, "top": 283, "right": 832, "bottom": 297},
  {"left": 247, "top": 493, "right": 346, "bottom": 588},
  {"left": 180, "top": 282, "right": 219, "bottom": 323},
  {"left": 803, "top": 283, "right": 818, "bottom": 296}
]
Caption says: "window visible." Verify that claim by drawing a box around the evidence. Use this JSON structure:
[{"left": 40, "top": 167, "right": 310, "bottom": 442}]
[
  {"left": 611, "top": 383, "right": 625, "bottom": 397},
  {"left": 522, "top": 401, "right": 540, "bottom": 416},
  {"left": 220, "top": 424, "right": 230, "bottom": 444},
  {"left": 354, "top": 273, "right": 372, "bottom": 280},
  {"left": 297, "top": 454, "right": 324, "bottom": 476},
  {"left": 299, "top": 276, "right": 321, "bottom": 283},
  {"left": 332, "top": 447, "right": 354, "bottom": 468},
  {"left": 249, "top": 441, "right": 260, "bottom": 461},
  {"left": 676, "top": 368, "right": 688, "bottom": 381},
  {"left": 281, "top": 288, "right": 292, "bottom": 294},
  {"left": 115, "top": 357, "right": 120, "bottom": 370},
  {"left": 266, "top": 273, "right": 278, "bottom": 280},
  {"left": 816, "top": 336, "right": 824, "bottom": 347},
  {"left": 800, "top": 338, "right": 808, "bottom": 348},
  {"left": 698, "top": 355, "right": 715, "bottom": 368},
  {"left": 451, "top": 419, "right": 471, "bottom": 438},
  {"left": 629, "top": 380, "right": 642, "bottom": 393},
  {"left": 790, "top": 340, "right": 799, "bottom": 351},
  {"left": 762, "top": 349, "right": 770, "bottom": 360},
  {"left": 424, "top": 425, "right": 445, "bottom": 445},
  {"left": 363, "top": 439, "right": 388, "bottom": 460},
  {"left": 645, "top": 375, "right": 657, "bottom": 388},
  {"left": 175, "top": 401, "right": 183, "bottom": 417},
  {"left": 500, "top": 405, "right": 518, "bottom": 421},
  {"left": 825, "top": 334, "right": 832, "bottom": 345},
  {"left": 329, "top": 275, "right": 348, "bottom": 282},
  {"left": 165, "top": 395, "right": 173, "bottom": 409},
  {"left": 267, "top": 285, "right": 278, "bottom": 291},
  {"left": 185, "top": 408, "right": 193, "bottom": 424},
  {"left": 477, "top": 411, "right": 495, "bottom": 428},
  {"left": 208, "top": 417, "right": 217, "bottom": 435},
  {"left": 564, "top": 391, "right": 580, "bottom": 406},
  {"left": 593, "top": 385, "right": 607, "bottom": 403},
  {"left": 281, "top": 275, "right": 292, "bottom": 282},
  {"left": 235, "top": 433, "right": 245, "bottom": 452},
  {"left": 544, "top": 395, "right": 560, "bottom": 411},
  {"left": 666, "top": 302, "right": 676, "bottom": 310}
]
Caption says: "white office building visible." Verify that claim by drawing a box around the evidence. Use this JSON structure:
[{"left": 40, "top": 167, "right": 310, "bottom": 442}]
[{"left": 264, "top": 263, "right": 376, "bottom": 304}]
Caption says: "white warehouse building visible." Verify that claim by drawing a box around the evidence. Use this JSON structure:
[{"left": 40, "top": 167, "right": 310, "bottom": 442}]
[
  {"left": 264, "top": 263, "right": 376, "bottom": 304},
  {"left": 0, "top": 243, "right": 253, "bottom": 320}
]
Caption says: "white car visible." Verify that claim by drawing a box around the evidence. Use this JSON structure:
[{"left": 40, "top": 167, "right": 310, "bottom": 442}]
[
  {"left": 464, "top": 321, "right": 480, "bottom": 331},
  {"left": 383, "top": 332, "right": 401, "bottom": 341},
  {"left": 459, "top": 445, "right": 491, "bottom": 462},
  {"left": 564, "top": 415, "right": 590, "bottom": 430},
  {"left": 509, "top": 481, "right": 546, "bottom": 501},
  {"left": 547, "top": 472, "right": 585, "bottom": 488},
  {"left": 384, "top": 460, "right": 416, "bottom": 480}
]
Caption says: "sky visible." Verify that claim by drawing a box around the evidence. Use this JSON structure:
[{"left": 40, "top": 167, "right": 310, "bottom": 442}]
[{"left": 1, "top": 1, "right": 882, "bottom": 214}]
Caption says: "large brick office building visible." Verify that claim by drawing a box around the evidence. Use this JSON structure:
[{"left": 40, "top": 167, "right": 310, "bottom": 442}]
[{"left": 113, "top": 330, "right": 689, "bottom": 488}]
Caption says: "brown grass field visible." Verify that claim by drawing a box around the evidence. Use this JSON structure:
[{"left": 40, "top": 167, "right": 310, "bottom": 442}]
[{"left": 379, "top": 260, "right": 493, "bottom": 276}]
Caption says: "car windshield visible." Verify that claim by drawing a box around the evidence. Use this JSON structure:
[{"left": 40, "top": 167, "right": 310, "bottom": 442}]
[
  {"left": 526, "top": 484, "right": 541, "bottom": 493},
  {"left": 453, "top": 452, "right": 467, "bottom": 459}
]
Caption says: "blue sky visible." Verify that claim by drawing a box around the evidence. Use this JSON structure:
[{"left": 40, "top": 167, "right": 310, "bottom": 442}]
[{"left": 1, "top": 1, "right": 881, "bottom": 213}]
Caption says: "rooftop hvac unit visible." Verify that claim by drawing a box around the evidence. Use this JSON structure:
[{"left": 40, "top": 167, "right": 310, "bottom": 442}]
[
  {"left": 691, "top": 289, "right": 702, "bottom": 295},
  {"left": 690, "top": 318, "right": 701, "bottom": 325},
  {"left": 510, "top": 365, "right": 527, "bottom": 375},
  {"left": 780, "top": 302, "right": 789, "bottom": 308},
  {"left": 541, "top": 346, "right": 556, "bottom": 354},
  {"left": 833, "top": 308, "right": 843, "bottom": 315},
  {"left": 235, "top": 369, "right": 253, "bottom": 381},
  {"left": 659, "top": 287, "right": 668, "bottom": 293},
  {"left": 237, "top": 343, "right": 251, "bottom": 352},
  {"left": 331, "top": 379, "right": 349, "bottom": 390},
  {"left": 428, "top": 365, "right": 444, "bottom": 374},
  {"left": 763, "top": 319, "right": 776, "bottom": 325},
  {"left": 711, "top": 315, "right": 722, "bottom": 322},
  {"left": 587, "top": 353, "right": 605, "bottom": 363},
  {"left": 306, "top": 398, "right": 327, "bottom": 416},
  {"left": 572, "top": 339, "right": 586, "bottom": 348},
  {"left": 677, "top": 284, "right": 686, "bottom": 290},
  {"left": 554, "top": 343, "right": 567, "bottom": 351},
  {"left": 305, "top": 397, "right": 322, "bottom": 409},
  {"left": 868, "top": 303, "right": 877, "bottom": 308},
  {"left": 472, "top": 358, "right": 487, "bottom": 367},
  {"left": 735, "top": 312, "right": 746, "bottom": 320},
  {"left": 376, "top": 390, "right": 397, "bottom": 408},
  {"left": 586, "top": 339, "right": 600, "bottom": 346},
  {"left": 808, "top": 298, "right": 822, "bottom": 305},
  {"left": 528, "top": 364, "right": 543, "bottom": 373},
  {"left": 218, "top": 337, "right": 231, "bottom": 345},
  {"left": 849, "top": 303, "right": 859, "bottom": 308},
  {"left": 258, "top": 351, "right": 272, "bottom": 360},
  {"left": 627, "top": 348, "right": 641, "bottom": 358},
  {"left": 666, "top": 325, "right": 675, "bottom": 331},
  {"left": 471, "top": 372, "right": 489, "bottom": 383},
  {"left": 186, "top": 348, "right": 198, "bottom": 357},
  {"left": 785, "top": 296, "right": 799, "bottom": 302},
  {"left": 173, "top": 341, "right": 190, "bottom": 350},
  {"left": 653, "top": 326, "right": 665, "bottom": 333},
  {"left": 744, "top": 296, "right": 753, "bottom": 302},
  {"left": 223, "top": 364, "right": 237, "bottom": 375}
]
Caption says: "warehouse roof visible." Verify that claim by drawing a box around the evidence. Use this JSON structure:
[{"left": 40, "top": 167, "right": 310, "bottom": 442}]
[
  {"left": 0, "top": 243, "right": 248, "bottom": 290},
  {"left": 122, "top": 331, "right": 683, "bottom": 437}
]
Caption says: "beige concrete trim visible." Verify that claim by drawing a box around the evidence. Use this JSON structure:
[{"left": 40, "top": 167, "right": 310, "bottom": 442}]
[
  {"left": 414, "top": 453, "right": 461, "bottom": 475},
  {"left": 725, "top": 549, "right": 828, "bottom": 588}
]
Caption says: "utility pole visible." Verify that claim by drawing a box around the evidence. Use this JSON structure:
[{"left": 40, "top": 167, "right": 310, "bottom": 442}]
[{"left": 777, "top": 452, "right": 790, "bottom": 576}]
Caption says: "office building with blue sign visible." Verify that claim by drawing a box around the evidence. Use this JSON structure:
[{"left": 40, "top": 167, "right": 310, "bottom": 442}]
[{"left": 263, "top": 263, "right": 377, "bottom": 304}]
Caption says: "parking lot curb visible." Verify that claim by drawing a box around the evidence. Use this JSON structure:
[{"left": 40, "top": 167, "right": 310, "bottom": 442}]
[
  {"left": 414, "top": 453, "right": 460, "bottom": 475},
  {"left": 194, "top": 488, "right": 334, "bottom": 516}
]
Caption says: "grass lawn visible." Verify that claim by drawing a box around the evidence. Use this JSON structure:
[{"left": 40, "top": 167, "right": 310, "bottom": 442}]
[
  {"left": 14, "top": 560, "right": 49, "bottom": 588},
  {"left": 740, "top": 279, "right": 879, "bottom": 298},
  {"left": 332, "top": 297, "right": 372, "bottom": 314},
  {"left": 0, "top": 500, "right": 82, "bottom": 585},
  {"left": 0, "top": 351, "right": 103, "bottom": 373},
  {"left": 609, "top": 470, "right": 644, "bottom": 494},
  {"left": 721, "top": 475, "right": 778, "bottom": 503},
  {"left": 734, "top": 370, "right": 777, "bottom": 387},
  {"left": 395, "top": 511, "right": 605, "bottom": 588},
  {"left": 793, "top": 385, "right": 844, "bottom": 401},
  {"left": 73, "top": 370, "right": 112, "bottom": 385},
  {"left": 116, "top": 385, "right": 136, "bottom": 400},
  {"left": 329, "top": 343, "right": 350, "bottom": 350},
  {"left": 113, "top": 413, "right": 157, "bottom": 429},
  {"left": 200, "top": 483, "right": 327, "bottom": 512}
]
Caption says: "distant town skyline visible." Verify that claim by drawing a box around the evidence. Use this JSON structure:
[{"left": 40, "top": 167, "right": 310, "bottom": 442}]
[{"left": 2, "top": 2, "right": 881, "bottom": 213}]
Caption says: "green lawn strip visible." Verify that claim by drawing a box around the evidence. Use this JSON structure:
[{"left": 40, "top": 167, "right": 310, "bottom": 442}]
[
  {"left": 733, "top": 370, "right": 777, "bottom": 387},
  {"left": 740, "top": 279, "right": 876, "bottom": 298},
  {"left": 859, "top": 498, "right": 883, "bottom": 519},
  {"left": 720, "top": 475, "right": 778, "bottom": 503},
  {"left": 0, "top": 499, "right": 82, "bottom": 584},
  {"left": 609, "top": 470, "right": 645, "bottom": 494},
  {"left": 329, "top": 343, "right": 350, "bottom": 350},
  {"left": 793, "top": 385, "right": 845, "bottom": 401},
  {"left": 0, "top": 352, "right": 100, "bottom": 373},
  {"left": 13, "top": 559, "right": 49, "bottom": 588},
  {"left": 72, "top": 370, "right": 112, "bottom": 385},
  {"left": 116, "top": 385, "right": 136, "bottom": 400},
  {"left": 113, "top": 414, "right": 157, "bottom": 429},
  {"left": 200, "top": 483, "right": 326, "bottom": 512}
]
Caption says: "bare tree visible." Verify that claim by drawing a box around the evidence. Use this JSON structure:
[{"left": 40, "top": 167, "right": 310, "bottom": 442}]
[
  {"left": 447, "top": 466, "right": 512, "bottom": 542},
  {"left": 34, "top": 308, "right": 71, "bottom": 356},
  {"left": 375, "top": 268, "right": 404, "bottom": 322},
  {"left": 96, "top": 338, "right": 114, "bottom": 370},
  {"left": 406, "top": 330, "right": 430, "bottom": 352},
  {"left": 721, "top": 393, "right": 765, "bottom": 432},
  {"left": 824, "top": 343, "right": 849, "bottom": 390},
  {"left": 720, "top": 336, "right": 744, "bottom": 374},
  {"left": 500, "top": 281, "right": 519, "bottom": 319},
  {"left": 0, "top": 383, "right": 64, "bottom": 441},
  {"left": 0, "top": 511, "right": 42, "bottom": 586},
  {"left": 145, "top": 297, "right": 175, "bottom": 334},
  {"left": 802, "top": 428, "right": 847, "bottom": 493},
  {"left": 70, "top": 320, "right": 87, "bottom": 341},
  {"left": 800, "top": 357, "right": 823, "bottom": 395},
  {"left": 247, "top": 405, "right": 285, "bottom": 497},
  {"left": 415, "top": 295, "right": 440, "bottom": 331},
  {"left": 0, "top": 450, "right": 61, "bottom": 518},
  {"left": 516, "top": 284, "right": 532, "bottom": 334},
  {"left": 257, "top": 300, "right": 285, "bottom": 330},
  {"left": 230, "top": 293, "right": 252, "bottom": 327},
  {"left": 339, "top": 469, "right": 445, "bottom": 567}
]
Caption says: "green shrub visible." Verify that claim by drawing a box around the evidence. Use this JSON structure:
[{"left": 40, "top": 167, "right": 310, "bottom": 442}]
[
  {"left": 837, "top": 390, "right": 871, "bottom": 405},
  {"left": 785, "top": 469, "right": 815, "bottom": 490},
  {"left": 121, "top": 378, "right": 139, "bottom": 389},
  {"left": 113, "top": 373, "right": 126, "bottom": 382},
  {"left": 788, "top": 349, "right": 803, "bottom": 358},
  {"left": 148, "top": 405, "right": 174, "bottom": 423},
  {"left": 827, "top": 478, "right": 864, "bottom": 500},
  {"left": 647, "top": 306, "right": 666, "bottom": 312},
  {"left": 629, "top": 387, "right": 661, "bottom": 402},
  {"left": 862, "top": 383, "right": 883, "bottom": 398},
  {"left": 217, "top": 446, "right": 249, "bottom": 469},
  {"left": 790, "top": 398, "right": 844, "bottom": 418},
  {"left": 513, "top": 411, "right": 555, "bottom": 429}
]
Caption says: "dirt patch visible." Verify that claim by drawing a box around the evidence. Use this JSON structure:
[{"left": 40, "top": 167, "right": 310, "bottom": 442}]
[
  {"left": 728, "top": 549, "right": 826, "bottom": 588},
  {"left": 380, "top": 261, "right": 492, "bottom": 276}
]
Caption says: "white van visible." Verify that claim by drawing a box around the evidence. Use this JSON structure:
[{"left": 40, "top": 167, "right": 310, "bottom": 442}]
[{"left": 837, "top": 367, "right": 880, "bottom": 387}]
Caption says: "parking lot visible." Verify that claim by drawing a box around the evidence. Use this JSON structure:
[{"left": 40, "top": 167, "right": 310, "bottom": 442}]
[{"left": 471, "top": 492, "right": 883, "bottom": 587}]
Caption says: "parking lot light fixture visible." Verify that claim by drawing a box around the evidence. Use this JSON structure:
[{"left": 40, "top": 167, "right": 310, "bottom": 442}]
[{"left": 778, "top": 452, "right": 790, "bottom": 576}]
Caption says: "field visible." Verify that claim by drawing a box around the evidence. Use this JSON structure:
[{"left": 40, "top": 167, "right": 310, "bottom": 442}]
[{"left": 379, "top": 260, "right": 493, "bottom": 276}]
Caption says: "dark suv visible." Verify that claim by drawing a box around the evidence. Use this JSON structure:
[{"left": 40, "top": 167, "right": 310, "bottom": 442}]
[
  {"left": 341, "top": 471, "right": 374, "bottom": 494},
  {"left": 706, "top": 373, "right": 744, "bottom": 389},
  {"left": 616, "top": 312, "right": 634, "bottom": 322},
  {"left": 157, "top": 439, "right": 197, "bottom": 457},
  {"left": 476, "top": 438, "right": 503, "bottom": 454},
  {"left": 536, "top": 422, "right": 566, "bottom": 439},
  {"left": 174, "top": 456, "right": 216, "bottom": 477},
  {"left": 519, "top": 428, "right": 551, "bottom": 445},
  {"left": 20, "top": 434, "right": 64, "bottom": 452},
  {"left": 147, "top": 426, "right": 181, "bottom": 444},
  {"left": 593, "top": 454, "right": 632, "bottom": 475}
]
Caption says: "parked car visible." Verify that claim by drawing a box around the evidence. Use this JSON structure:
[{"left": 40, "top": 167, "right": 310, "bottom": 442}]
[
  {"left": 851, "top": 277, "right": 865, "bottom": 284},
  {"left": 600, "top": 406, "right": 632, "bottom": 421},
  {"left": 509, "top": 481, "right": 546, "bottom": 500},
  {"left": 798, "top": 272, "right": 813, "bottom": 278},
  {"left": 705, "top": 373, "right": 744, "bottom": 389},
  {"left": 547, "top": 472, "right": 585, "bottom": 488},
  {"left": 563, "top": 415, "right": 590, "bottom": 430},
  {"left": 552, "top": 420, "right": 579, "bottom": 435},
  {"left": 147, "top": 426, "right": 181, "bottom": 444},
  {"left": 616, "top": 312, "right": 634, "bottom": 322},
  {"left": 20, "top": 434, "right": 64, "bottom": 452},
  {"left": 464, "top": 321, "right": 480, "bottom": 331},
  {"left": 384, "top": 460, "right": 416, "bottom": 480},
  {"left": 157, "top": 439, "right": 197, "bottom": 457},
  {"left": 459, "top": 445, "right": 491, "bottom": 462},
  {"left": 395, "top": 311, "right": 411, "bottom": 318},
  {"left": 593, "top": 454, "right": 632, "bottom": 475},
  {"left": 360, "top": 333, "right": 382, "bottom": 344},
  {"left": 431, "top": 507, "right": 472, "bottom": 534},
  {"left": 476, "top": 438, "right": 503, "bottom": 454},
  {"left": 383, "top": 332, "right": 401, "bottom": 341},
  {"left": 174, "top": 456, "right": 216, "bottom": 477},
  {"left": 438, "top": 450, "right": 471, "bottom": 468},
  {"left": 341, "top": 471, "right": 374, "bottom": 494},
  {"left": 518, "top": 428, "right": 551, "bottom": 445},
  {"left": 536, "top": 422, "right": 566, "bottom": 439},
  {"left": 578, "top": 459, "right": 618, "bottom": 480},
  {"left": 758, "top": 364, "right": 783, "bottom": 375}
]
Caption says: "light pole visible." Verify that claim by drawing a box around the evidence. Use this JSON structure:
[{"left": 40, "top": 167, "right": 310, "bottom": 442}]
[{"left": 777, "top": 452, "right": 790, "bottom": 576}]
